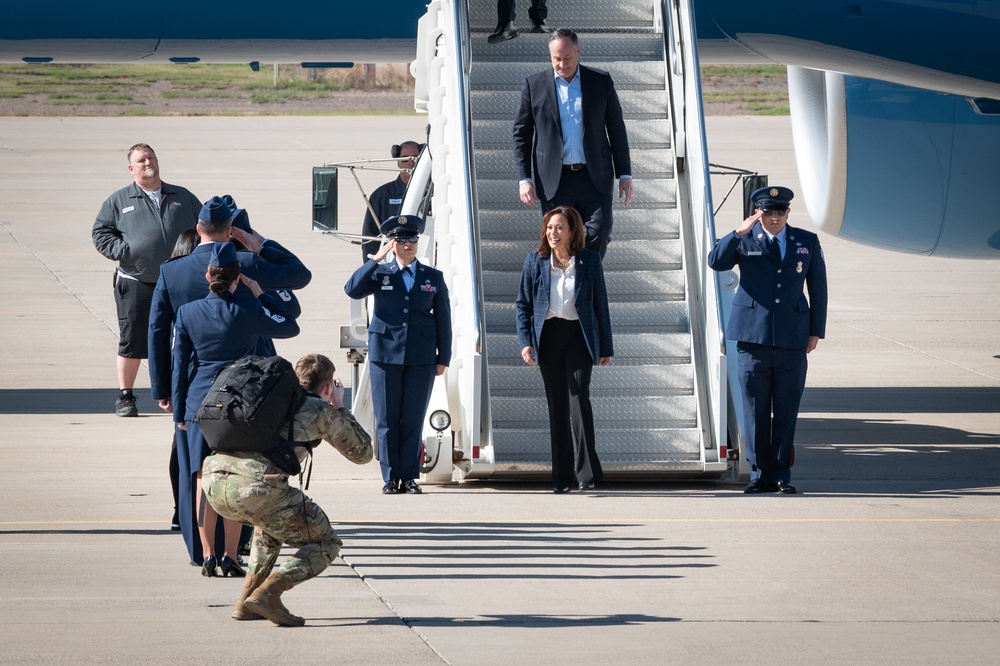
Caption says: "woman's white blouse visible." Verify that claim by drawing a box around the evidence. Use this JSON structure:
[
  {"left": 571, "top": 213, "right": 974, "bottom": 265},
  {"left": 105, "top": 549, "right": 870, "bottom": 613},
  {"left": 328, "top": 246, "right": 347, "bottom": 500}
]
[{"left": 545, "top": 256, "right": 579, "bottom": 321}]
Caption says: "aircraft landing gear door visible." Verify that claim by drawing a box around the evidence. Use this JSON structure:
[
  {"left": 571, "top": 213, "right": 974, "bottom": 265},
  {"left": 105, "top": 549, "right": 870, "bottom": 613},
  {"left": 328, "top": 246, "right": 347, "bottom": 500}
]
[{"left": 312, "top": 167, "right": 338, "bottom": 232}]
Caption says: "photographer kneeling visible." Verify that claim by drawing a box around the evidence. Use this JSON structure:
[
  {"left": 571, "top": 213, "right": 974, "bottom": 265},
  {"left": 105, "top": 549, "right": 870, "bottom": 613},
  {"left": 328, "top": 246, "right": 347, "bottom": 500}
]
[{"left": 201, "top": 354, "right": 373, "bottom": 626}]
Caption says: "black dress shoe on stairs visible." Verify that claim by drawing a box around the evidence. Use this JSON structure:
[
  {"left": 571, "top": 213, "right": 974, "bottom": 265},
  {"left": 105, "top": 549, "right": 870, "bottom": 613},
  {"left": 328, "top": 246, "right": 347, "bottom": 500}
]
[
  {"left": 530, "top": 21, "right": 552, "bottom": 33},
  {"left": 776, "top": 481, "right": 798, "bottom": 494},
  {"left": 487, "top": 22, "right": 518, "bottom": 44}
]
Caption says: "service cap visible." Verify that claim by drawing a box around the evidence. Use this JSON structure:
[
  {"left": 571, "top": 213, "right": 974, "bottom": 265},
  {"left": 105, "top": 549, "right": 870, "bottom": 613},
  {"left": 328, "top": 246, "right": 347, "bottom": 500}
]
[
  {"left": 379, "top": 214, "right": 425, "bottom": 237},
  {"left": 750, "top": 186, "right": 794, "bottom": 211},
  {"left": 208, "top": 241, "right": 238, "bottom": 267},
  {"left": 199, "top": 196, "right": 235, "bottom": 225},
  {"left": 231, "top": 208, "right": 252, "bottom": 231}
]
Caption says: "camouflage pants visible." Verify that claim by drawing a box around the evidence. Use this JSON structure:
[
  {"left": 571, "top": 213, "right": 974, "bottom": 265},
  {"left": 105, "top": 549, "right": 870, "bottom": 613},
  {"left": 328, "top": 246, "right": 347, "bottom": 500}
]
[{"left": 202, "top": 470, "right": 342, "bottom": 584}]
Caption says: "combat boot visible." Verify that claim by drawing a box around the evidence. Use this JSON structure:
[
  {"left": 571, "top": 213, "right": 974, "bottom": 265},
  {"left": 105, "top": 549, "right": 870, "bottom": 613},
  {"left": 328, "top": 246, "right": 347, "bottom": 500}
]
[
  {"left": 244, "top": 572, "right": 305, "bottom": 626},
  {"left": 231, "top": 573, "right": 268, "bottom": 620}
]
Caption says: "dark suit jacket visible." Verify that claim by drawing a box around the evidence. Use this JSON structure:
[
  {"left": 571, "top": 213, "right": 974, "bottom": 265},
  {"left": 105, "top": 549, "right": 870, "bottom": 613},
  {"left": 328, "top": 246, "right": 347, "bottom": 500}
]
[
  {"left": 515, "top": 249, "right": 614, "bottom": 364},
  {"left": 344, "top": 259, "right": 453, "bottom": 367},
  {"left": 148, "top": 240, "right": 311, "bottom": 401},
  {"left": 512, "top": 65, "right": 631, "bottom": 201},
  {"left": 708, "top": 222, "right": 828, "bottom": 349}
]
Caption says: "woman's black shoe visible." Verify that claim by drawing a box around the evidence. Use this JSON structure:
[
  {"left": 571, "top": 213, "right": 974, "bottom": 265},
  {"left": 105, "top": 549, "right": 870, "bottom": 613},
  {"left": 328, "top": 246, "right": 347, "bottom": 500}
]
[
  {"left": 201, "top": 555, "right": 219, "bottom": 578},
  {"left": 220, "top": 555, "right": 246, "bottom": 578}
]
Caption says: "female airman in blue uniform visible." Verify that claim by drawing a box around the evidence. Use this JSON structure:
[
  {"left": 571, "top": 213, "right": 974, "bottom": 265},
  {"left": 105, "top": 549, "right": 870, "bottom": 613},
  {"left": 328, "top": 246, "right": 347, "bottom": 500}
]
[{"left": 171, "top": 242, "right": 300, "bottom": 574}]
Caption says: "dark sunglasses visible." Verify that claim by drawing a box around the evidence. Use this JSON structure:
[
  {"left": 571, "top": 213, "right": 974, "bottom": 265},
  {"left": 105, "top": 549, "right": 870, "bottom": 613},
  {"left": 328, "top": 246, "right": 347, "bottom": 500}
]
[{"left": 392, "top": 235, "right": 420, "bottom": 244}]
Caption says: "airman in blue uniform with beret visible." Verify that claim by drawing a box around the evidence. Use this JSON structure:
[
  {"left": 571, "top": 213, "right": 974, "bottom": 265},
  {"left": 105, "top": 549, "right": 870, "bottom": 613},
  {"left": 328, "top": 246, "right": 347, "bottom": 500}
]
[
  {"left": 708, "top": 186, "right": 828, "bottom": 494},
  {"left": 344, "top": 215, "right": 452, "bottom": 494}
]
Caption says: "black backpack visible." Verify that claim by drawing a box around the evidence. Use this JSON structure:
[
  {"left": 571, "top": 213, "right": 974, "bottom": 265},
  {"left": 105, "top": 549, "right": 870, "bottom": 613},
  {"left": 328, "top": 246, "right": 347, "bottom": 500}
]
[{"left": 195, "top": 355, "right": 311, "bottom": 475}]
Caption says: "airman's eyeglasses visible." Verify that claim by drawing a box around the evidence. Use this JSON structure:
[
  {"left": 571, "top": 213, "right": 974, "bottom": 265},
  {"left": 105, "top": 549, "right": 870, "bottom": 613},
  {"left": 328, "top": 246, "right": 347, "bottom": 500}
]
[{"left": 393, "top": 235, "right": 420, "bottom": 244}]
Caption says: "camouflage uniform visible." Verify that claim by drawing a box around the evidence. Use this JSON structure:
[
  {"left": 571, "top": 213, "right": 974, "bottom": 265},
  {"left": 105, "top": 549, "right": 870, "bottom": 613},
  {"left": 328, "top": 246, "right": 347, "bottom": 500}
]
[{"left": 202, "top": 396, "right": 372, "bottom": 584}]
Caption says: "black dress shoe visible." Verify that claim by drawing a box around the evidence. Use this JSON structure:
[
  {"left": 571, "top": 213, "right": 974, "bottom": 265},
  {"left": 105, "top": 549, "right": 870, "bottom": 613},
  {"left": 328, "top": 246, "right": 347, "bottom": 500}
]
[
  {"left": 400, "top": 479, "right": 422, "bottom": 494},
  {"left": 487, "top": 22, "right": 518, "bottom": 44},
  {"left": 743, "top": 478, "right": 778, "bottom": 494},
  {"left": 530, "top": 21, "right": 552, "bottom": 33},
  {"left": 382, "top": 479, "right": 399, "bottom": 494},
  {"left": 553, "top": 486, "right": 571, "bottom": 494},
  {"left": 219, "top": 555, "right": 246, "bottom": 578},
  {"left": 201, "top": 555, "right": 219, "bottom": 578},
  {"left": 776, "top": 481, "right": 797, "bottom": 494},
  {"left": 578, "top": 481, "right": 595, "bottom": 491}
]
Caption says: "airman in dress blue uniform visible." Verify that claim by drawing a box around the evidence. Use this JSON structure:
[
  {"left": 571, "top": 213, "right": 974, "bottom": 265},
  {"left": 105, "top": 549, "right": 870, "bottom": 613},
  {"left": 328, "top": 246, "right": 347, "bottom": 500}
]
[
  {"left": 171, "top": 242, "right": 301, "bottom": 570},
  {"left": 148, "top": 196, "right": 311, "bottom": 564},
  {"left": 344, "top": 215, "right": 452, "bottom": 494},
  {"left": 708, "top": 186, "right": 828, "bottom": 494}
]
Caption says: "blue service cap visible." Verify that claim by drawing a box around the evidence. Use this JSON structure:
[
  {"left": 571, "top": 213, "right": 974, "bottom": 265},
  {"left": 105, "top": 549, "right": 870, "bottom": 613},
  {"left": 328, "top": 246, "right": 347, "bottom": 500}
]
[
  {"left": 379, "top": 214, "right": 425, "bottom": 237},
  {"left": 221, "top": 194, "right": 237, "bottom": 210},
  {"left": 231, "top": 208, "right": 251, "bottom": 231},
  {"left": 199, "top": 196, "right": 235, "bottom": 225},
  {"left": 208, "top": 241, "right": 238, "bottom": 267},
  {"left": 750, "top": 186, "right": 794, "bottom": 211}
]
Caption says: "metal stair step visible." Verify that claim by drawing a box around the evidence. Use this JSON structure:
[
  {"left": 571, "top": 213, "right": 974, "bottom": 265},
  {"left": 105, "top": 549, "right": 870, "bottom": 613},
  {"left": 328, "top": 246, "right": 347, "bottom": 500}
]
[
  {"left": 484, "top": 299, "right": 690, "bottom": 332},
  {"left": 491, "top": 395, "right": 699, "bottom": 427},
  {"left": 476, "top": 145, "right": 674, "bottom": 176},
  {"left": 471, "top": 61, "right": 666, "bottom": 90},
  {"left": 486, "top": 332, "right": 695, "bottom": 365},
  {"left": 479, "top": 237, "right": 683, "bottom": 271},
  {"left": 471, "top": 89, "right": 671, "bottom": 121},
  {"left": 488, "top": 363, "right": 695, "bottom": 395},
  {"left": 468, "top": 0, "right": 656, "bottom": 31},
  {"left": 470, "top": 33, "right": 664, "bottom": 61},
  {"left": 478, "top": 207, "right": 679, "bottom": 241},
  {"left": 481, "top": 269, "right": 686, "bottom": 301},
  {"left": 475, "top": 177, "right": 676, "bottom": 207},
  {"left": 474, "top": 118, "right": 671, "bottom": 149},
  {"left": 489, "top": 428, "right": 704, "bottom": 470}
]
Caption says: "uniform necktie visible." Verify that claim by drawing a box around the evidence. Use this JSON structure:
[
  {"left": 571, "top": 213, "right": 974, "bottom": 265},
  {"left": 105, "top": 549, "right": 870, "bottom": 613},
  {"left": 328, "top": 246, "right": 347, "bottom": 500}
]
[
  {"left": 402, "top": 265, "right": 415, "bottom": 291},
  {"left": 768, "top": 236, "right": 781, "bottom": 261}
]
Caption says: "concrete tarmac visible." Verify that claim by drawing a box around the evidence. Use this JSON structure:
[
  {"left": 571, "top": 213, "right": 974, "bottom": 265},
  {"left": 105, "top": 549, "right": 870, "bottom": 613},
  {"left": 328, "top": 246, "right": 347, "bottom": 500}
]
[{"left": 1, "top": 116, "right": 998, "bottom": 664}]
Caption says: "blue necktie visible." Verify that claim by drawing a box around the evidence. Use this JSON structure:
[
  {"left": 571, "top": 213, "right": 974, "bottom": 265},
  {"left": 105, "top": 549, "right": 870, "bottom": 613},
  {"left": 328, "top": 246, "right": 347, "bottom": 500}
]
[{"left": 402, "top": 265, "right": 415, "bottom": 291}]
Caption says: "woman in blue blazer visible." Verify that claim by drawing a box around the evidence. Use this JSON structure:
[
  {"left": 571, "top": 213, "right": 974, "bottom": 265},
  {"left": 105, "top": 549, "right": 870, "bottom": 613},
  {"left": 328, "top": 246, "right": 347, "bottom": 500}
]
[
  {"left": 171, "top": 243, "right": 299, "bottom": 575},
  {"left": 515, "top": 206, "right": 614, "bottom": 492}
]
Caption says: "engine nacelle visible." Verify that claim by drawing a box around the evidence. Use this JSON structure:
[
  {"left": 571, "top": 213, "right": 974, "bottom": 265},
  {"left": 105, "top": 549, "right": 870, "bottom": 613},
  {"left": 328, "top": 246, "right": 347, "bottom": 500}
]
[{"left": 788, "top": 66, "right": 1000, "bottom": 258}]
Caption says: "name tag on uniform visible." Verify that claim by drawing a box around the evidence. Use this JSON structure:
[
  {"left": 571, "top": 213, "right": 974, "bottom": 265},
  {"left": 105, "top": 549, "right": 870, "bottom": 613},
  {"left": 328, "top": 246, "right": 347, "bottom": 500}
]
[
  {"left": 122, "top": 205, "right": 135, "bottom": 213},
  {"left": 389, "top": 198, "right": 403, "bottom": 205},
  {"left": 747, "top": 250, "right": 762, "bottom": 256},
  {"left": 381, "top": 285, "right": 394, "bottom": 290}
]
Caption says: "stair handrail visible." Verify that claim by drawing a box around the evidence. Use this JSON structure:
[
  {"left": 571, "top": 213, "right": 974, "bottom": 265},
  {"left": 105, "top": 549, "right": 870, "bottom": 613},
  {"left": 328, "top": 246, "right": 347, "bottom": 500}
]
[
  {"left": 662, "top": 0, "right": 729, "bottom": 462},
  {"left": 416, "top": 0, "right": 487, "bottom": 463}
]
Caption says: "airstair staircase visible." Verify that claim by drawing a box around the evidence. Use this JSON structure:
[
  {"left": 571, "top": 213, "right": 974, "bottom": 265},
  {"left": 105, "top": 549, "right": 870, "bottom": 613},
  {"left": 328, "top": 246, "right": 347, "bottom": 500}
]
[{"left": 465, "top": 0, "right": 709, "bottom": 476}]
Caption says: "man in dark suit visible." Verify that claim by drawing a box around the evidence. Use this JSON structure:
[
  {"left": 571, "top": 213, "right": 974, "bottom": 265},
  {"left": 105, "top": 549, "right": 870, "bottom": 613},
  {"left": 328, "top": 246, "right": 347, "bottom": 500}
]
[
  {"left": 708, "top": 186, "right": 828, "bottom": 494},
  {"left": 512, "top": 28, "right": 633, "bottom": 257},
  {"left": 344, "top": 215, "right": 452, "bottom": 495}
]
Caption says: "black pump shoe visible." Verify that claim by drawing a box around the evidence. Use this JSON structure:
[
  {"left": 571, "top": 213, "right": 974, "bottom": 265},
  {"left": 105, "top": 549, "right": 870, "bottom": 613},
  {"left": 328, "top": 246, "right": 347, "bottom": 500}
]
[
  {"left": 220, "top": 555, "right": 246, "bottom": 578},
  {"left": 201, "top": 555, "right": 219, "bottom": 578}
]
